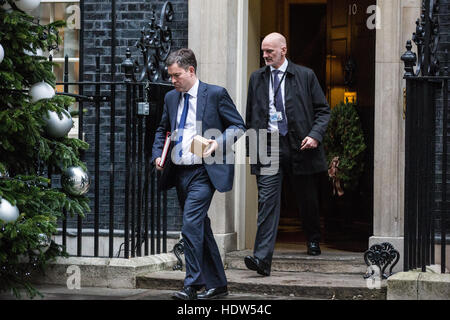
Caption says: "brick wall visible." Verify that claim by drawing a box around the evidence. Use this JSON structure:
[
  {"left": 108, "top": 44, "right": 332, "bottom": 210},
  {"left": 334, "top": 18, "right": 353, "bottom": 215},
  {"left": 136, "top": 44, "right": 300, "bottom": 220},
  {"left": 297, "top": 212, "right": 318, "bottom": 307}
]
[
  {"left": 435, "top": 0, "right": 450, "bottom": 238},
  {"left": 435, "top": 0, "right": 450, "bottom": 237}
]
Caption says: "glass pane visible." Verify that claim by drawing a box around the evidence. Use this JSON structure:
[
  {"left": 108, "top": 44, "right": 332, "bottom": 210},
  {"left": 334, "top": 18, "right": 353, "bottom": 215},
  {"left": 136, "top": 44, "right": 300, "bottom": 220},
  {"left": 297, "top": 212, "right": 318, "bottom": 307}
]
[
  {"left": 54, "top": 62, "right": 79, "bottom": 113},
  {"left": 31, "top": 3, "right": 80, "bottom": 61},
  {"left": 31, "top": 2, "right": 81, "bottom": 113}
]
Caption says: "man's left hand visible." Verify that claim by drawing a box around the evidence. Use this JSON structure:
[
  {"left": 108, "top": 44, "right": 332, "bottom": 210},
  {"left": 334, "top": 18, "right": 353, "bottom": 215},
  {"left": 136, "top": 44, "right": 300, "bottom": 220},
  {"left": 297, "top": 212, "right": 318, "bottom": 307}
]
[
  {"left": 300, "top": 136, "right": 319, "bottom": 151},
  {"left": 203, "top": 139, "right": 219, "bottom": 157}
]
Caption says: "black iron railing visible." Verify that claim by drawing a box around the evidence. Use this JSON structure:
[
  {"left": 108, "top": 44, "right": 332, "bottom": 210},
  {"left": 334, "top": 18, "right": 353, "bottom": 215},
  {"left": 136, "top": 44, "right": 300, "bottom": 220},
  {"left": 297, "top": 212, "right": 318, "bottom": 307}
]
[
  {"left": 52, "top": 1, "right": 178, "bottom": 259},
  {"left": 402, "top": 73, "right": 448, "bottom": 273},
  {"left": 402, "top": 0, "right": 448, "bottom": 274},
  {"left": 55, "top": 54, "right": 174, "bottom": 259}
]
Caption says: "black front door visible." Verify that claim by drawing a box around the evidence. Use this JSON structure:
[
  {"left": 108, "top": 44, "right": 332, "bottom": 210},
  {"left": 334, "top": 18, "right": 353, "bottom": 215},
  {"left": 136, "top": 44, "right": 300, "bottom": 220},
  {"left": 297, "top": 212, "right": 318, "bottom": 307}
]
[{"left": 276, "top": 0, "right": 375, "bottom": 252}]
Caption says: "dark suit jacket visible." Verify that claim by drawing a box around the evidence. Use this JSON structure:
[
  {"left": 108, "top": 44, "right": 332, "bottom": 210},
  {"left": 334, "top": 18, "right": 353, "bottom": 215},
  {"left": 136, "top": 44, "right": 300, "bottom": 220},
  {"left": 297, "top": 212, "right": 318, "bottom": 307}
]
[
  {"left": 246, "top": 60, "right": 330, "bottom": 175},
  {"left": 151, "top": 81, "right": 246, "bottom": 193}
]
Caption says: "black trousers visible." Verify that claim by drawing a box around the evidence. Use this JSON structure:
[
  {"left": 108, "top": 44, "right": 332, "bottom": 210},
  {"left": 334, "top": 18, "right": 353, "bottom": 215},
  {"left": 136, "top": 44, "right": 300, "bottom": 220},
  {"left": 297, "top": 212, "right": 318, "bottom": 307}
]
[
  {"left": 175, "top": 165, "right": 227, "bottom": 290},
  {"left": 253, "top": 134, "right": 321, "bottom": 269}
]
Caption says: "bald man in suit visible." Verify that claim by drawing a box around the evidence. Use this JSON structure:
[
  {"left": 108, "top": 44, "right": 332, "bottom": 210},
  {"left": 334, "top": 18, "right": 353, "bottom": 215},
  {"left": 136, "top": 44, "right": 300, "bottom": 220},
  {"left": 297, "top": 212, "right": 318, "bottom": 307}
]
[{"left": 245, "top": 33, "right": 330, "bottom": 276}]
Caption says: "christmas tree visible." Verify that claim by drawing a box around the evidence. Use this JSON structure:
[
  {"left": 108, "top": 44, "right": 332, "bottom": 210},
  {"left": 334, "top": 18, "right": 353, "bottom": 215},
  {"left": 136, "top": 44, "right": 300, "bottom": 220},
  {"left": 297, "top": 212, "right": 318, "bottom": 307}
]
[{"left": 0, "top": 0, "right": 90, "bottom": 298}]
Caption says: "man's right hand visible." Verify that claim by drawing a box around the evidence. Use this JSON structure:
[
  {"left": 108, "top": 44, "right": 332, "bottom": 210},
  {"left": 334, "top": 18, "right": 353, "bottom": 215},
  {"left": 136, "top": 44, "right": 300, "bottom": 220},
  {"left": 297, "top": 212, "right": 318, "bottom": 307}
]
[{"left": 155, "top": 158, "right": 164, "bottom": 171}]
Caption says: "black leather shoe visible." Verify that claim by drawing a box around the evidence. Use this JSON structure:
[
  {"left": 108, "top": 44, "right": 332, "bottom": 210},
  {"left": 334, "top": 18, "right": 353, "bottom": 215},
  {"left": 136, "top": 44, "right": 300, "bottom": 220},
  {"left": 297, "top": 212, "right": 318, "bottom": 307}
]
[
  {"left": 172, "top": 286, "right": 197, "bottom": 300},
  {"left": 198, "top": 286, "right": 228, "bottom": 300},
  {"left": 244, "top": 256, "right": 270, "bottom": 276},
  {"left": 307, "top": 242, "right": 321, "bottom": 256}
]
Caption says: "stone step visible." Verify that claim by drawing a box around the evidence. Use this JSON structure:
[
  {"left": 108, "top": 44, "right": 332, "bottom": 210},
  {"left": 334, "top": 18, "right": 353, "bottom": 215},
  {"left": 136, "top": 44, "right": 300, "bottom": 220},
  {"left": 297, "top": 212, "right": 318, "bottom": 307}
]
[
  {"left": 136, "top": 269, "right": 386, "bottom": 300},
  {"left": 225, "top": 250, "right": 368, "bottom": 274}
]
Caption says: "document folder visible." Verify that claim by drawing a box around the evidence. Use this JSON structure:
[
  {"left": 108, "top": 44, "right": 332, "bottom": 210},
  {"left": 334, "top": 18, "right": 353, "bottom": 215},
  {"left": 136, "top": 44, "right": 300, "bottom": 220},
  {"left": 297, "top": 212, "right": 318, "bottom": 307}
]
[{"left": 159, "top": 132, "right": 171, "bottom": 168}]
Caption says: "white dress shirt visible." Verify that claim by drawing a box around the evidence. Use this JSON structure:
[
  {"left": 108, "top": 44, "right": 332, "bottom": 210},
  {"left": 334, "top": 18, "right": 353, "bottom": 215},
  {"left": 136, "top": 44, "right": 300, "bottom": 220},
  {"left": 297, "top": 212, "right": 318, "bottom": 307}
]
[
  {"left": 268, "top": 59, "right": 288, "bottom": 133},
  {"left": 174, "top": 79, "right": 202, "bottom": 165}
]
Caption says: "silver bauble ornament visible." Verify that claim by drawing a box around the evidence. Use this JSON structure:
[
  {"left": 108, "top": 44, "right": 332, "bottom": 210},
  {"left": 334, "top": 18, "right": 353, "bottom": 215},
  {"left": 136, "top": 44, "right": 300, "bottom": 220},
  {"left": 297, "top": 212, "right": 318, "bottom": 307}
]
[
  {"left": 24, "top": 46, "right": 44, "bottom": 57},
  {"left": 61, "top": 166, "right": 90, "bottom": 196},
  {"left": 0, "top": 198, "right": 20, "bottom": 223},
  {"left": 32, "top": 233, "right": 51, "bottom": 255},
  {"left": 44, "top": 109, "right": 73, "bottom": 138},
  {"left": 0, "top": 44, "right": 4, "bottom": 64},
  {"left": 30, "top": 82, "right": 55, "bottom": 103},
  {"left": 16, "top": 0, "right": 41, "bottom": 12}
]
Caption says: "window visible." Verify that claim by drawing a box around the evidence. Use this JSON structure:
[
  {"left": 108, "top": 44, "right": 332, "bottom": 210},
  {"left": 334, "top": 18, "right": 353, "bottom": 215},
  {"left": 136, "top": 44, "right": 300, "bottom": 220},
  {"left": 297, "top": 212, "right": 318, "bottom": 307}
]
[
  {"left": 33, "top": 0, "right": 80, "bottom": 83},
  {"left": 31, "top": 1, "right": 81, "bottom": 135}
]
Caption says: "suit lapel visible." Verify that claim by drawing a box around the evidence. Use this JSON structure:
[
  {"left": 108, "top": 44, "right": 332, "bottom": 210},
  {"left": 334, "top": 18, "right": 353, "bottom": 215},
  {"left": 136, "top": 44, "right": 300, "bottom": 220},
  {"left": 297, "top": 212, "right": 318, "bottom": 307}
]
[
  {"left": 261, "top": 67, "right": 271, "bottom": 111},
  {"left": 170, "top": 91, "right": 182, "bottom": 131},
  {"left": 196, "top": 81, "right": 207, "bottom": 124},
  {"left": 284, "top": 60, "right": 296, "bottom": 123},
  {"left": 170, "top": 81, "right": 206, "bottom": 133}
]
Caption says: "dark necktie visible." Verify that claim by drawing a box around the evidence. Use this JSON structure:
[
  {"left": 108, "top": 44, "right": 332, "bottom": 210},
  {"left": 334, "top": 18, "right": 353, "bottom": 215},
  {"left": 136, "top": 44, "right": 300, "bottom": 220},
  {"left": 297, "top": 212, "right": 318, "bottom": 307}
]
[
  {"left": 175, "top": 93, "right": 190, "bottom": 158},
  {"left": 272, "top": 70, "right": 288, "bottom": 136}
]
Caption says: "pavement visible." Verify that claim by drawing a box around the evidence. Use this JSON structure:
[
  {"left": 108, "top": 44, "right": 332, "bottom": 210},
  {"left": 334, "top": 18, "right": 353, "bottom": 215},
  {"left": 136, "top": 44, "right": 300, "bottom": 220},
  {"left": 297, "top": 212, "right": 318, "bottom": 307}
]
[
  {"left": 0, "top": 284, "right": 314, "bottom": 300},
  {"left": 1, "top": 285, "right": 347, "bottom": 320},
  {"left": 0, "top": 285, "right": 428, "bottom": 320},
  {"left": 0, "top": 247, "right": 380, "bottom": 301}
]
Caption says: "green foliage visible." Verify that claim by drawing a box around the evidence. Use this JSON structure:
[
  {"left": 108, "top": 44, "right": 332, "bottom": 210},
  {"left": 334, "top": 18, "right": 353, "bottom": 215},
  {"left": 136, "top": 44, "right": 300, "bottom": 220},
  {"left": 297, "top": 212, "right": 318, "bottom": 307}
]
[
  {"left": 0, "top": 2, "right": 63, "bottom": 91},
  {"left": 0, "top": 1, "right": 90, "bottom": 298},
  {"left": 323, "top": 102, "right": 366, "bottom": 192}
]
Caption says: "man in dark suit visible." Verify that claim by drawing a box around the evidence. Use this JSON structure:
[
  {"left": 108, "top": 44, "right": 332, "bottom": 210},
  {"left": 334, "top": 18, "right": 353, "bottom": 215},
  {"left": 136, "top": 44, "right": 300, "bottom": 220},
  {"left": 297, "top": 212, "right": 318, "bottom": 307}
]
[
  {"left": 152, "top": 48, "right": 246, "bottom": 300},
  {"left": 245, "top": 33, "right": 330, "bottom": 276}
]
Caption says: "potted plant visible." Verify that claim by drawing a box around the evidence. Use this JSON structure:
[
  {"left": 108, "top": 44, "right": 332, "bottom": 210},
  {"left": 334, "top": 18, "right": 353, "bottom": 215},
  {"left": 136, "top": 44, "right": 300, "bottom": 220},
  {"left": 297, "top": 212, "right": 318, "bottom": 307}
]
[{"left": 323, "top": 101, "right": 366, "bottom": 197}]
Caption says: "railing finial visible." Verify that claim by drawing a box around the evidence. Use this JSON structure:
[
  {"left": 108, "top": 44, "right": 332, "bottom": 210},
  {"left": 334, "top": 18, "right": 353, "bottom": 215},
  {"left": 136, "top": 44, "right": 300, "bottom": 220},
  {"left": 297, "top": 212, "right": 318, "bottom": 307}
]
[
  {"left": 401, "top": 40, "right": 417, "bottom": 78},
  {"left": 122, "top": 48, "right": 136, "bottom": 82}
]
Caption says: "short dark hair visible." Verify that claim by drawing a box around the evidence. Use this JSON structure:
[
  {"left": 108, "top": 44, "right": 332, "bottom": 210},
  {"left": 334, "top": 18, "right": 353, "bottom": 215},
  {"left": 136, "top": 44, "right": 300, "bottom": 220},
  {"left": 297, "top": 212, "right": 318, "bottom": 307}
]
[{"left": 166, "top": 48, "right": 197, "bottom": 72}]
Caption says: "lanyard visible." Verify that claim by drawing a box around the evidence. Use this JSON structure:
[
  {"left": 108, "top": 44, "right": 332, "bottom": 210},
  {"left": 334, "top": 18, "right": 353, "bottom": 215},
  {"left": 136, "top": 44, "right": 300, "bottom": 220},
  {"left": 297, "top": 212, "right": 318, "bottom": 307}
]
[{"left": 271, "top": 71, "right": 287, "bottom": 102}]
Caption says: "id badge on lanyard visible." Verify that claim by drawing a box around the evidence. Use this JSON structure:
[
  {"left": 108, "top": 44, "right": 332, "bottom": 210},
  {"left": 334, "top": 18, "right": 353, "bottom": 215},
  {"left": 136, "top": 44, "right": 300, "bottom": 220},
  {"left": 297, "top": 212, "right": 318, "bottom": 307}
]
[
  {"left": 270, "top": 111, "right": 283, "bottom": 122},
  {"left": 270, "top": 71, "right": 287, "bottom": 122}
]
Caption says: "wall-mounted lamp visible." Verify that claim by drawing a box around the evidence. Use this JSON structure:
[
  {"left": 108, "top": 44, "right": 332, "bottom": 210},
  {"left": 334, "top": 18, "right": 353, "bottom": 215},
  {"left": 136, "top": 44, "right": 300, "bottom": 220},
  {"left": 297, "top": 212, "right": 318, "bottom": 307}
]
[{"left": 344, "top": 91, "right": 357, "bottom": 104}]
